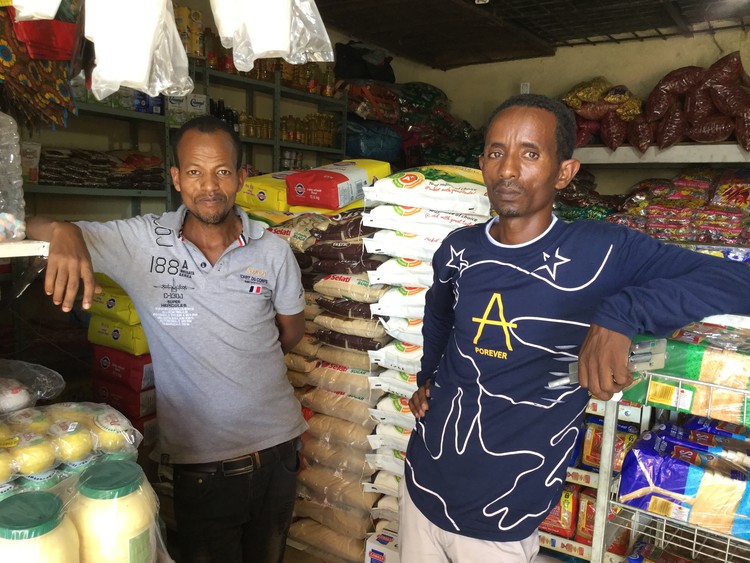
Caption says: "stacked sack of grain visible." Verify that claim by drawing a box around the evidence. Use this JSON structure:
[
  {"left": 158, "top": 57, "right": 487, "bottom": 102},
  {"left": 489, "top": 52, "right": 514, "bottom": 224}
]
[
  {"left": 267, "top": 211, "right": 390, "bottom": 560},
  {"left": 359, "top": 165, "right": 493, "bottom": 531}
]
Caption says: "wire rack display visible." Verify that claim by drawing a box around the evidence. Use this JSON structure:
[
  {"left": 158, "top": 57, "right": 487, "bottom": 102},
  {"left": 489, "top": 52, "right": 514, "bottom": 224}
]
[
  {"left": 609, "top": 502, "right": 750, "bottom": 563},
  {"left": 592, "top": 368, "right": 750, "bottom": 562}
]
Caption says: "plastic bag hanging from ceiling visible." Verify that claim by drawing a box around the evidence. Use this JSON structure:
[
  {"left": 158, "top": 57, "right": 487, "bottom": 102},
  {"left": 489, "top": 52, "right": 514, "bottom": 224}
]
[
  {"left": 210, "top": 0, "right": 334, "bottom": 72},
  {"left": 10, "top": 0, "right": 62, "bottom": 21},
  {"left": 85, "top": 0, "right": 193, "bottom": 100}
]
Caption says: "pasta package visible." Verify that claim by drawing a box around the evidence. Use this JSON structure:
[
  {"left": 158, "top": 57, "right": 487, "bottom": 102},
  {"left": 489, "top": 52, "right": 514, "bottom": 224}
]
[
  {"left": 619, "top": 430, "right": 750, "bottom": 539},
  {"left": 539, "top": 483, "right": 579, "bottom": 539}
]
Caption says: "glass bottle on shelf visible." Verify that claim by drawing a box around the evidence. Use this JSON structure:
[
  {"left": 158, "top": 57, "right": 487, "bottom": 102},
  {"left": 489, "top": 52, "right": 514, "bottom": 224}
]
[
  {"left": 306, "top": 64, "right": 319, "bottom": 95},
  {"left": 239, "top": 112, "right": 248, "bottom": 137},
  {"left": 280, "top": 116, "right": 288, "bottom": 142},
  {"left": 323, "top": 64, "right": 336, "bottom": 97},
  {"left": 205, "top": 28, "right": 219, "bottom": 69}
]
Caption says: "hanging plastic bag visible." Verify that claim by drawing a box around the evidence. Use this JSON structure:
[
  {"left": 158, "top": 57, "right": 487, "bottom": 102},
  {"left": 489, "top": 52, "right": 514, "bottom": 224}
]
[
  {"left": 10, "top": 0, "right": 62, "bottom": 20},
  {"left": 149, "top": 1, "right": 193, "bottom": 96},
  {"left": 210, "top": 0, "right": 333, "bottom": 72},
  {"left": 86, "top": 0, "right": 192, "bottom": 100}
]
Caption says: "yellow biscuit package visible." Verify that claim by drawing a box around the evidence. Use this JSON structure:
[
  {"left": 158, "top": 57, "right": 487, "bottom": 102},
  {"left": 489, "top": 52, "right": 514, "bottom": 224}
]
[{"left": 87, "top": 315, "right": 149, "bottom": 356}]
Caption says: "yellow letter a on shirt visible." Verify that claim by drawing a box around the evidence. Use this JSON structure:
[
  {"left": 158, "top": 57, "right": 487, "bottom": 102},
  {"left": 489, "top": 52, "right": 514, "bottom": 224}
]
[{"left": 472, "top": 293, "right": 516, "bottom": 351}]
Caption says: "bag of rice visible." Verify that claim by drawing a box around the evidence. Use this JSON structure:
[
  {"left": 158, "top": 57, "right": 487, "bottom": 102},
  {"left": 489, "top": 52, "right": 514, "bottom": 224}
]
[
  {"left": 368, "top": 257, "right": 434, "bottom": 288},
  {"left": 362, "top": 205, "right": 487, "bottom": 238},
  {"left": 364, "top": 166, "right": 489, "bottom": 215},
  {"left": 363, "top": 229, "right": 443, "bottom": 262},
  {"left": 370, "top": 286, "right": 427, "bottom": 319},
  {"left": 314, "top": 273, "right": 388, "bottom": 304},
  {"left": 379, "top": 317, "right": 424, "bottom": 346}
]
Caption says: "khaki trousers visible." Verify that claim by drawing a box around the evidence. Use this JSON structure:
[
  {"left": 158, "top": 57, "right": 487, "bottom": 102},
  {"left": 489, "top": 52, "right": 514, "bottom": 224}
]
[{"left": 399, "top": 480, "right": 540, "bottom": 563}]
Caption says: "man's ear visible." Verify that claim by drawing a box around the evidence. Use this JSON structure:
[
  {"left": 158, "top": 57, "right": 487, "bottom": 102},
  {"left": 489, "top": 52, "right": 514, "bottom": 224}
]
[
  {"left": 170, "top": 167, "right": 181, "bottom": 192},
  {"left": 554, "top": 158, "right": 581, "bottom": 191}
]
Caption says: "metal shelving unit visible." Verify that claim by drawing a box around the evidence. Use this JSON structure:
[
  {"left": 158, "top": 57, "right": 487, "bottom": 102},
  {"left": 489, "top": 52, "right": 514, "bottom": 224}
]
[
  {"left": 0, "top": 240, "right": 49, "bottom": 259},
  {"left": 30, "top": 102, "right": 173, "bottom": 216},
  {"left": 573, "top": 143, "right": 750, "bottom": 166},
  {"left": 191, "top": 60, "right": 347, "bottom": 170}
]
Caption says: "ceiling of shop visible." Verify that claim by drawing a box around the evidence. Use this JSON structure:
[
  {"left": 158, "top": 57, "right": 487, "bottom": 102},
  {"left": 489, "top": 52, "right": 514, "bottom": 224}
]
[{"left": 315, "top": 0, "right": 750, "bottom": 70}]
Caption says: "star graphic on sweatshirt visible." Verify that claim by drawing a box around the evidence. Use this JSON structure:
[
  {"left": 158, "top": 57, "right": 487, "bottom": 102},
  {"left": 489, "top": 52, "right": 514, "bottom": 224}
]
[
  {"left": 446, "top": 246, "right": 469, "bottom": 273},
  {"left": 534, "top": 248, "right": 570, "bottom": 281}
]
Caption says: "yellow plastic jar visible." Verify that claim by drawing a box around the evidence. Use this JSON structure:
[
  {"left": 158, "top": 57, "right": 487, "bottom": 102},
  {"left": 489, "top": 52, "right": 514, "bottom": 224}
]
[
  {"left": 0, "top": 490, "right": 80, "bottom": 562},
  {"left": 68, "top": 460, "right": 157, "bottom": 563}
]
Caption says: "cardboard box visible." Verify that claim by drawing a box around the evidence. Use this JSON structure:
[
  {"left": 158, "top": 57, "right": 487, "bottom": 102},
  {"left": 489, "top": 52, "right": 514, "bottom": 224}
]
[
  {"left": 366, "top": 529, "right": 400, "bottom": 563},
  {"left": 91, "top": 345, "right": 154, "bottom": 392},
  {"left": 112, "top": 87, "right": 135, "bottom": 110},
  {"left": 92, "top": 376, "right": 156, "bottom": 419},
  {"left": 133, "top": 91, "right": 150, "bottom": 113},
  {"left": 186, "top": 93, "right": 207, "bottom": 118},
  {"left": 148, "top": 95, "right": 164, "bottom": 115},
  {"left": 166, "top": 96, "right": 187, "bottom": 127},
  {"left": 20, "top": 141, "right": 41, "bottom": 184}
]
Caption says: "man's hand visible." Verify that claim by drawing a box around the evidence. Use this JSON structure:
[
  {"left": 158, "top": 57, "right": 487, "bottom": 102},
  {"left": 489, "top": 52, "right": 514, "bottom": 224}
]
[
  {"left": 44, "top": 222, "right": 100, "bottom": 312},
  {"left": 576, "top": 324, "right": 633, "bottom": 401},
  {"left": 409, "top": 380, "right": 431, "bottom": 418}
]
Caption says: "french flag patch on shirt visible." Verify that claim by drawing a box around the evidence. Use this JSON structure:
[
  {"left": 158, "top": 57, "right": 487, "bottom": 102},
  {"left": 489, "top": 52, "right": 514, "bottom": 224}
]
[{"left": 248, "top": 285, "right": 262, "bottom": 294}]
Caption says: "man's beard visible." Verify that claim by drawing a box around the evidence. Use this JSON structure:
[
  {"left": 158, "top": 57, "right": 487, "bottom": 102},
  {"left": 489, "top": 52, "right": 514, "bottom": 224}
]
[
  {"left": 493, "top": 207, "right": 521, "bottom": 218},
  {"left": 189, "top": 208, "right": 232, "bottom": 225}
]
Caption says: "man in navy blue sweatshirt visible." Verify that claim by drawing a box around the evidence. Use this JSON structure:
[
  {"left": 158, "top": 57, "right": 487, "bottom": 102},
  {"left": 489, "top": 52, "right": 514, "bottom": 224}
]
[{"left": 401, "top": 93, "right": 750, "bottom": 561}]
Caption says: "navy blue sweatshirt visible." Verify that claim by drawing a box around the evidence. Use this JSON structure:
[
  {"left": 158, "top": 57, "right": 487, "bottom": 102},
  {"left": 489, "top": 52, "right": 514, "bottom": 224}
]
[{"left": 405, "top": 216, "right": 750, "bottom": 541}]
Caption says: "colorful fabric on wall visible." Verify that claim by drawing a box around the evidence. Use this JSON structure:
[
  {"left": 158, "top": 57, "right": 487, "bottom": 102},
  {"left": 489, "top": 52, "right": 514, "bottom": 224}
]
[{"left": 0, "top": 7, "right": 75, "bottom": 128}]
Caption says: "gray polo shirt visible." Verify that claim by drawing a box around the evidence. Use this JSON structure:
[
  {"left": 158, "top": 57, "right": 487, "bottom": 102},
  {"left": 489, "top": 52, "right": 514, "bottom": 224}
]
[{"left": 76, "top": 205, "right": 306, "bottom": 464}]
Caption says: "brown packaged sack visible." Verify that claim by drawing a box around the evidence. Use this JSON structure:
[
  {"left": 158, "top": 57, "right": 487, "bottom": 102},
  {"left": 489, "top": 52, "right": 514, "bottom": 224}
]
[
  {"left": 709, "top": 83, "right": 750, "bottom": 117},
  {"left": 645, "top": 88, "right": 676, "bottom": 122},
  {"left": 684, "top": 86, "right": 716, "bottom": 124},
  {"left": 600, "top": 111, "right": 628, "bottom": 151},
  {"left": 705, "top": 50, "right": 744, "bottom": 87},
  {"left": 656, "top": 66, "right": 707, "bottom": 94},
  {"left": 657, "top": 105, "right": 687, "bottom": 149},
  {"left": 627, "top": 115, "right": 653, "bottom": 153},
  {"left": 687, "top": 115, "right": 734, "bottom": 143}
]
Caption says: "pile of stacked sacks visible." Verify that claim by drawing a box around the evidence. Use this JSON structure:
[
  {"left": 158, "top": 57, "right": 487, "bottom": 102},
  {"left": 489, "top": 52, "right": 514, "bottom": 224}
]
[
  {"left": 281, "top": 210, "right": 390, "bottom": 563},
  {"left": 361, "top": 165, "right": 492, "bottom": 534}
]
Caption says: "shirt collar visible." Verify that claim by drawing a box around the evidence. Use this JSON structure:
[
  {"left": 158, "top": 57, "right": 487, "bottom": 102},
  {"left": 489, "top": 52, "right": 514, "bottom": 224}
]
[{"left": 154, "top": 205, "right": 266, "bottom": 244}]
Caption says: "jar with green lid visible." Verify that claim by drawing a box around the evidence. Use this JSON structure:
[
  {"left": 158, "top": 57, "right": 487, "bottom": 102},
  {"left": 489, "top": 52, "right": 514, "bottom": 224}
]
[
  {"left": 68, "top": 460, "right": 157, "bottom": 563},
  {"left": 98, "top": 448, "right": 139, "bottom": 463},
  {"left": 0, "top": 481, "right": 18, "bottom": 502},
  {"left": 0, "top": 490, "right": 79, "bottom": 562},
  {"left": 59, "top": 454, "right": 98, "bottom": 476},
  {"left": 17, "top": 469, "right": 63, "bottom": 491}
]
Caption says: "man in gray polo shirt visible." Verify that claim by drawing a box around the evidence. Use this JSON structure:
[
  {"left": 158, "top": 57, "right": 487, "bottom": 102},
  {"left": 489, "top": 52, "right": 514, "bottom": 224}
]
[{"left": 27, "top": 116, "right": 306, "bottom": 563}]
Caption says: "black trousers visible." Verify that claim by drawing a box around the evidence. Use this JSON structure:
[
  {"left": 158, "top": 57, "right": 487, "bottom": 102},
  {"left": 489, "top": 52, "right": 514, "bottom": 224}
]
[{"left": 173, "top": 440, "right": 300, "bottom": 563}]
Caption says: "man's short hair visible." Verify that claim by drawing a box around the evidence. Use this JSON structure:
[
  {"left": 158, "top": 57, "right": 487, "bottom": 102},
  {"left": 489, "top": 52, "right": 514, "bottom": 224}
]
[
  {"left": 485, "top": 94, "right": 576, "bottom": 162},
  {"left": 171, "top": 115, "right": 242, "bottom": 170}
]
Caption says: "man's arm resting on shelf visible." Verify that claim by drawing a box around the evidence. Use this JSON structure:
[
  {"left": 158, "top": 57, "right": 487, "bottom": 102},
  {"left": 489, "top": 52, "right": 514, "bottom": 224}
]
[{"left": 26, "top": 216, "right": 100, "bottom": 312}]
